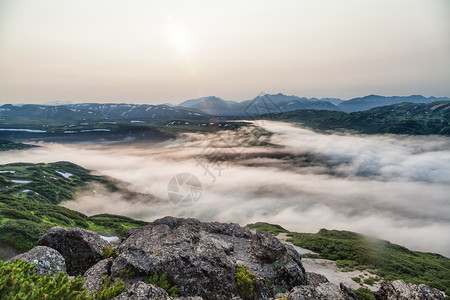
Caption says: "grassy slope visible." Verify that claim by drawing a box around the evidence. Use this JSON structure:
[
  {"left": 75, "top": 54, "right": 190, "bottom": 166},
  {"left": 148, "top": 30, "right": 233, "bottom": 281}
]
[
  {"left": 268, "top": 101, "right": 450, "bottom": 135},
  {"left": 0, "top": 162, "right": 149, "bottom": 259},
  {"left": 247, "top": 223, "right": 450, "bottom": 294},
  {"left": 0, "top": 161, "right": 112, "bottom": 205}
]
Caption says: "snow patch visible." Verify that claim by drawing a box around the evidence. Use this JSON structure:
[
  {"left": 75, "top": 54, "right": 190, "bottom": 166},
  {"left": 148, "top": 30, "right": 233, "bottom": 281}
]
[{"left": 56, "top": 171, "right": 73, "bottom": 178}]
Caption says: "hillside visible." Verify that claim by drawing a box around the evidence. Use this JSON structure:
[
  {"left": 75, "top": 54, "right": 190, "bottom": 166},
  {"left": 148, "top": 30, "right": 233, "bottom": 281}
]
[
  {"left": 268, "top": 101, "right": 450, "bottom": 135},
  {"left": 0, "top": 161, "right": 112, "bottom": 205},
  {"left": 247, "top": 223, "right": 450, "bottom": 295},
  {"left": 0, "top": 161, "right": 149, "bottom": 258},
  {"left": 0, "top": 113, "right": 245, "bottom": 143}
]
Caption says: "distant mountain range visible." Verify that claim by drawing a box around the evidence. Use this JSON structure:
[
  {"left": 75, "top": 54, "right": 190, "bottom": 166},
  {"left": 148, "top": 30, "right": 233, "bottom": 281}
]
[
  {"left": 0, "top": 103, "right": 210, "bottom": 121},
  {"left": 178, "top": 94, "right": 450, "bottom": 116},
  {"left": 179, "top": 94, "right": 342, "bottom": 116},
  {"left": 1, "top": 94, "right": 449, "bottom": 121},
  {"left": 337, "top": 94, "right": 450, "bottom": 113}
]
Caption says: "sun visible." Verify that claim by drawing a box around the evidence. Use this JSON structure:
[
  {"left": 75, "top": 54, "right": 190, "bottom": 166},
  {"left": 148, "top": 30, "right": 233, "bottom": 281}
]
[{"left": 167, "top": 15, "right": 192, "bottom": 54}]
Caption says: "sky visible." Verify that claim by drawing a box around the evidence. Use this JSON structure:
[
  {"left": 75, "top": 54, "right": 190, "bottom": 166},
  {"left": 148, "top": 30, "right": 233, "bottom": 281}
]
[{"left": 0, "top": 0, "right": 449, "bottom": 104}]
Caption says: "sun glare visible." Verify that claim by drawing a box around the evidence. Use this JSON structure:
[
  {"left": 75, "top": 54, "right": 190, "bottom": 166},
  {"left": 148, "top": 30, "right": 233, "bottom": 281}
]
[{"left": 167, "top": 15, "right": 192, "bottom": 54}]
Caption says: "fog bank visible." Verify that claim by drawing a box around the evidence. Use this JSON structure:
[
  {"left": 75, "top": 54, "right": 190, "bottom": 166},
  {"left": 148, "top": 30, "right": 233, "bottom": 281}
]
[{"left": 1, "top": 122, "right": 449, "bottom": 256}]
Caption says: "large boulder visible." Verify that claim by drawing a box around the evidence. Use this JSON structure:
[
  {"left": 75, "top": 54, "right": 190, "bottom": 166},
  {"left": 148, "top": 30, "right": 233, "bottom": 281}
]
[
  {"left": 83, "top": 258, "right": 113, "bottom": 292},
  {"left": 111, "top": 216, "right": 306, "bottom": 300},
  {"left": 9, "top": 246, "right": 66, "bottom": 276},
  {"left": 375, "top": 280, "right": 444, "bottom": 300},
  {"left": 37, "top": 226, "right": 110, "bottom": 275}
]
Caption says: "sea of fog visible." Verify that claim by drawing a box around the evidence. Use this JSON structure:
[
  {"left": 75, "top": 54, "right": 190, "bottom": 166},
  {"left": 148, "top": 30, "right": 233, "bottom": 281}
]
[{"left": 1, "top": 121, "right": 449, "bottom": 256}]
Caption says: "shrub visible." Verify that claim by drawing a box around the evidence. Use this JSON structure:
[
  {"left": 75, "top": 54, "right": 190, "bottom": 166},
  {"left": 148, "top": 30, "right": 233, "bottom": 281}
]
[
  {"left": 235, "top": 265, "right": 256, "bottom": 300},
  {"left": 93, "top": 276, "right": 126, "bottom": 300},
  {"left": 363, "top": 277, "right": 376, "bottom": 286},
  {"left": 0, "top": 260, "right": 125, "bottom": 300},
  {"left": 353, "top": 287, "right": 376, "bottom": 300},
  {"left": 146, "top": 272, "right": 179, "bottom": 297},
  {"left": 102, "top": 246, "right": 118, "bottom": 259},
  {"left": 119, "top": 268, "right": 135, "bottom": 279},
  {"left": 0, "top": 259, "right": 89, "bottom": 299}
]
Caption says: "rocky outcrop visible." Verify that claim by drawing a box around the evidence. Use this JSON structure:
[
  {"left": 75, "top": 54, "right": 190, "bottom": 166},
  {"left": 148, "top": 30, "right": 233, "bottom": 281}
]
[
  {"left": 15, "top": 217, "right": 446, "bottom": 300},
  {"left": 111, "top": 216, "right": 306, "bottom": 299},
  {"left": 375, "top": 280, "right": 445, "bottom": 300},
  {"left": 83, "top": 258, "right": 113, "bottom": 292},
  {"left": 9, "top": 245, "right": 66, "bottom": 276},
  {"left": 37, "top": 226, "right": 110, "bottom": 275}
]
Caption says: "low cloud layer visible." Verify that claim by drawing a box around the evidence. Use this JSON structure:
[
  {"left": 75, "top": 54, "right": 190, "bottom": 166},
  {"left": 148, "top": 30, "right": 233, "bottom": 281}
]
[{"left": 1, "top": 122, "right": 449, "bottom": 256}]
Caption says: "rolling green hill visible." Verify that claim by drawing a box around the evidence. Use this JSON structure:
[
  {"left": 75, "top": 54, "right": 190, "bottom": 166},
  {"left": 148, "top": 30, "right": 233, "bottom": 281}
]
[
  {"left": 247, "top": 223, "right": 450, "bottom": 295},
  {"left": 0, "top": 162, "right": 149, "bottom": 259},
  {"left": 0, "top": 161, "right": 112, "bottom": 205},
  {"left": 267, "top": 101, "right": 450, "bottom": 135}
]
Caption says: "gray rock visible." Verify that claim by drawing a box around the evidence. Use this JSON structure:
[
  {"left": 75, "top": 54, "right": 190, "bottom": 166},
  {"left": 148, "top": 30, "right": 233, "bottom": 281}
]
[
  {"left": 111, "top": 216, "right": 306, "bottom": 299},
  {"left": 206, "top": 221, "right": 252, "bottom": 238},
  {"left": 271, "top": 281, "right": 358, "bottom": 300},
  {"left": 83, "top": 258, "right": 113, "bottom": 292},
  {"left": 339, "top": 283, "right": 359, "bottom": 300},
  {"left": 37, "top": 226, "right": 110, "bottom": 275},
  {"left": 9, "top": 246, "right": 66, "bottom": 276},
  {"left": 251, "top": 231, "right": 286, "bottom": 263},
  {"left": 306, "top": 272, "right": 329, "bottom": 287},
  {"left": 375, "top": 280, "right": 444, "bottom": 300},
  {"left": 112, "top": 281, "right": 170, "bottom": 300}
]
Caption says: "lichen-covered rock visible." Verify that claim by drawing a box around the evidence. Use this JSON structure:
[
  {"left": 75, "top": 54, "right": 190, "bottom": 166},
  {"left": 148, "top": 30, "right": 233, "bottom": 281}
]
[
  {"left": 306, "top": 272, "right": 329, "bottom": 287},
  {"left": 37, "top": 226, "right": 110, "bottom": 275},
  {"left": 251, "top": 231, "right": 286, "bottom": 263},
  {"left": 83, "top": 258, "right": 113, "bottom": 292},
  {"left": 375, "top": 280, "right": 444, "bottom": 300},
  {"left": 9, "top": 246, "right": 66, "bottom": 276},
  {"left": 270, "top": 276, "right": 359, "bottom": 300},
  {"left": 111, "top": 216, "right": 306, "bottom": 300},
  {"left": 112, "top": 281, "right": 170, "bottom": 300},
  {"left": 339, "top": 283, "right": 359, "bottom": 300}
]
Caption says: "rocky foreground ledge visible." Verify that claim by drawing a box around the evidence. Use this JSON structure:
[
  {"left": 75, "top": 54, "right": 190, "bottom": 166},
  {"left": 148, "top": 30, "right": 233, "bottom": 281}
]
[{"left": 9, "top": 216, "right": 445, "bottom": 300}]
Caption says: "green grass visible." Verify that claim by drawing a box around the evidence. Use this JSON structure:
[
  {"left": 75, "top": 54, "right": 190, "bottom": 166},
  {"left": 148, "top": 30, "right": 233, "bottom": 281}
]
[
  {"left": 246, "top": 222, "right": 289, "bottom": 235},
  {"left": 247, "top": 223, "right": 450, "bottom": 295}
]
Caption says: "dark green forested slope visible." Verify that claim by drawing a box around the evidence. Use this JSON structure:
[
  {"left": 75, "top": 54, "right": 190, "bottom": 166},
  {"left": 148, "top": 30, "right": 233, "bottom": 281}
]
[
  {"left": 0, "top": 139, "right": 36, "bottom": 152},
  {"left": 267, "top": 101, "right": 450, "bottom": 135}
]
